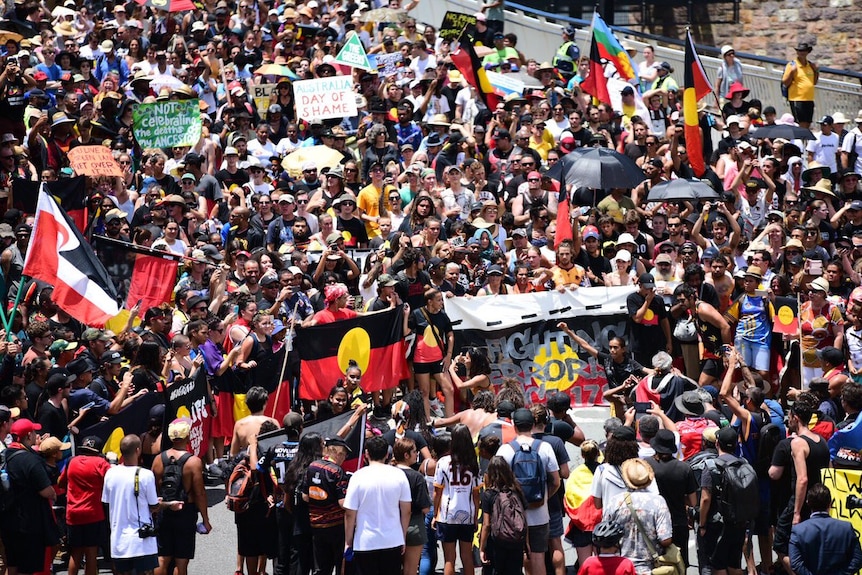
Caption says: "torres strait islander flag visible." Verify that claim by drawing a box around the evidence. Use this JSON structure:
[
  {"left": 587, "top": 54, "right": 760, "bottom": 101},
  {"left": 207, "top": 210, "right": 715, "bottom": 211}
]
[
  {"left": 24, "top": 188, "right": 120, "bottom": 326},
  {"left": 683, "top": 30, "right": 714, "bottom": 177},
  {"left": 296, "top": 305, "right": 408, "bottom": 400}
]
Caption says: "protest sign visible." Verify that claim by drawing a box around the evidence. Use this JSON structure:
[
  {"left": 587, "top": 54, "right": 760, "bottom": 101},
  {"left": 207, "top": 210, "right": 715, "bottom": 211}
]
[
  {"left": 162, "top": 367, "right": 211, "bottom": 458},
  {"left": 376, "top": 52, "right": 403, "bottom": 77},
  {"left": 820, "top": 468, "right": 862, "bottom": 535},
  {"left": 445, "top": 288, "right": 642, "bottom": 407},
  {"left": 772, "top": 296, "right": 799, "bottom": 335},
  {"left": 486, "top": 70, "right": 526, "bottom": 97},
  {"left": 67, "top": 145, "right": 123, "bottom": 177},
  {"left": 133, "top": 99, "right": 202, "bottom": 149},
  {"left": 440, "top": 11, "right": 476, "bottom": 39},
  {"left": 294, "top": 76, "right": 358, "bottom": 121},
  {"left": 334, "top": 33, "right": 373, "bottom": 71},
  {"left": 251, "top": 84, "right": 277, "bottom": 116}
]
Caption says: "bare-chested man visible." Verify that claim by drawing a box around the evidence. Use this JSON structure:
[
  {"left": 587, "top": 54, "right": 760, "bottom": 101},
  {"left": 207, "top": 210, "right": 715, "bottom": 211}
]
[
  {"left": 705, "top": 254, "right": 736, "bottom": 314},
  {"left": 229, "top": 386, "right": 280, "bottom": 456}
]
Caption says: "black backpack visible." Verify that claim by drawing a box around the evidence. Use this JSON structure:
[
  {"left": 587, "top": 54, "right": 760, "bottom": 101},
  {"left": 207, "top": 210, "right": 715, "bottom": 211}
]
[
  {"left": 0, "top": 449, "right": 25, "bottom": 528},
  {"left": 711, "top": 457, "right": 759, "bottom": 525},
  {"left": 159, "top": 452, "right": 192, "bottom": 503},
  {"left": 755, "top": 418, "right": 782, "bottom": 478}
]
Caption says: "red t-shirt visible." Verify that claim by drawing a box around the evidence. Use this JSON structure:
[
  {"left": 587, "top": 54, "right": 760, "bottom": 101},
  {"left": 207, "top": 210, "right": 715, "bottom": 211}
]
[
  {"left": 62, "top": 454, "right": 112, "bottom": 525},
  {"left": 578, "top": 555, "right": 636, "bottom": 575},
  {"left": 313, "top": 308, "right": 357, "bottom": 325}
]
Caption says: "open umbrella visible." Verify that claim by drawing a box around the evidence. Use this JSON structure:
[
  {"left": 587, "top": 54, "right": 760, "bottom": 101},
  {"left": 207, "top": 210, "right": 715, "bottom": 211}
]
[
  {"left": 548, "top": 147, "right": 644, "bottom": 190},
  {"left": 356, "top": 7, "right": 409, "bottom": 23},
  {"left": 254, "top": 63, "right": 299, "bottom": 80},
  {"left": 751, "top": 124, "right": 815, "bottom": 140},
  {"left": 646, "top": 178, "right": 720, "bottom": 202},
  {"left": 133, "top": 0, "right": 196, "bottom": 12},
  {"left": 282, "top": 145, "right": 344, "bottom": 178}
]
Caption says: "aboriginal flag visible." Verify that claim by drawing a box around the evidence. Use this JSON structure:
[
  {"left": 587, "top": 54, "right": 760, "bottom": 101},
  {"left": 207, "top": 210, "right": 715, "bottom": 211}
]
[
  {"left": 683, "top": 30, "right": 713, "bottom": 177},
  {"left": 579, "top": 35, "right": 611, "bottom": 105},
  {"left": 13, "top": 176, "right": 88, "bottom": 232},
  {"left": 296, "top": 305, "right": 408, "bottom": 400},
  {"left": 78, "top": 393, "right": 162, "bottom": 458},
  {"left": 450, "top": 31, "right": 500, "bottom": 110}
]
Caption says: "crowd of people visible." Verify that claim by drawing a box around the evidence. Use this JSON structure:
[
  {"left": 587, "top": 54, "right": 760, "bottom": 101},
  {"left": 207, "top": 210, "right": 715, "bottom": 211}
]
[{"left": 0, "top": 0, "right": 861, "bottom": 574}]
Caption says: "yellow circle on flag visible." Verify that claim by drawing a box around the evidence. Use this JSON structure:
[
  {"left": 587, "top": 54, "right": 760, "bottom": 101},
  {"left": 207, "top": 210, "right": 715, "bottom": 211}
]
[
  {"left": 337, "top": 327, "right": 371, "bottom": 374},
  {"left": 644, "top": 308, "right": 655, "bottom": 322},
  {"left": 777, "top": 305, "right": 794, "bottom": 326}
]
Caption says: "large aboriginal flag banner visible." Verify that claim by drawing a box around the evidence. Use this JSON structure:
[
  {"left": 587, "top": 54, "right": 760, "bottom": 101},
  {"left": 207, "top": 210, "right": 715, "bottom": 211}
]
[
  {"left": 683, "top": 30, "right": 714, "bottom": 177},
  {"left": 445, "top": 287, "right": 666, "bottom": 407},
  {"left": 79, "top": 393, "right": 163, "bottom": 458},
  {"left": 296, "top": 305, "right": 408, "bottom": 400}
]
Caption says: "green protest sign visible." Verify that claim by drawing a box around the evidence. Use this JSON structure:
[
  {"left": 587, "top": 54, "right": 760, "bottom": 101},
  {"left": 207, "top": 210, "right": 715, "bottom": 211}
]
[
  {"left": 334, "top": 33, "right": 372, "bottom": 71},
  {"left": 133, "top": 99, "right": 202, "bottom": 149}
]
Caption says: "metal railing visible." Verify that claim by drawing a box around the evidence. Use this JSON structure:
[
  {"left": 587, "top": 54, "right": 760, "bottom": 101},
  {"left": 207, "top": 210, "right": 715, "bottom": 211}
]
[{"left": 411, "top": 0, "right": 862, "bottom": 120}]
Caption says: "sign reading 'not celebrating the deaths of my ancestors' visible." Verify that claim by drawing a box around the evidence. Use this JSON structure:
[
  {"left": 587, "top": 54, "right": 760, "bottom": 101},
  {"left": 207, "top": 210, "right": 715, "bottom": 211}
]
[
  {"left": 293, "top": 76, "right": 358, "bottom": 121},
  {"left": 133, "top": 99, "right": 203, "bottom": 149}
]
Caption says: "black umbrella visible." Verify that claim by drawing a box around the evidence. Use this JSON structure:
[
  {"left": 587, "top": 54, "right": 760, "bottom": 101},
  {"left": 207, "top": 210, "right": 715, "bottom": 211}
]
[
  {"left": 549, "top": 147, "right": 645, "bottom": 190},
  {"left": 751, "top": 124, "right": 815, "bottom": 140},
  {"left": 646, "top": 178, "right": 720, "bottom": 202}
]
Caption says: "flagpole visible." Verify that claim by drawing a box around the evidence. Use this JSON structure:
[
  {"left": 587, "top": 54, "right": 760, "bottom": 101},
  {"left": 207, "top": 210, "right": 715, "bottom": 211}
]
[
  {"left": 687, "top": 27, "right": 722, "bottom": 112},
  {"left": 93, "top": 235, "right": 216, "bottom": 267},
  {"left": 270, "top": 300, "right": 301, "bottom": 419},
  {"left": 3, "top": 275, "right": 27, "bottom": 340}
]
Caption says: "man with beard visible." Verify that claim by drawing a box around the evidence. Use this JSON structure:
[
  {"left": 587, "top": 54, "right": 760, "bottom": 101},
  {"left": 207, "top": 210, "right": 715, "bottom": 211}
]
[
  {"left": 580, "top": 225, "right": 612, "bottom": 287},
  {"left": 290, "top": 217, "right": 311, "bottom": 252}
]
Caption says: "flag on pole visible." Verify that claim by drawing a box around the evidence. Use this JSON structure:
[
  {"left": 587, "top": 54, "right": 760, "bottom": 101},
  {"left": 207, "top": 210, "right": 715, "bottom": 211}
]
[
  {"left": 683, "top": 30, "right": 714, "bottom": 177},
  {"left": 579, "top": 34, "right": 611, "bottom": 105},
  {"left": 127, "top": 254, "right": 179, "bottom": 311},
  {"left": 451, "top": 30, "right": 500, "bottom": 110},
  {"left": 23, "top": 188, "right": 120, "bottom": 326},
  {"left": 590, "top": 13, "right": 637, "bottom": 82}
]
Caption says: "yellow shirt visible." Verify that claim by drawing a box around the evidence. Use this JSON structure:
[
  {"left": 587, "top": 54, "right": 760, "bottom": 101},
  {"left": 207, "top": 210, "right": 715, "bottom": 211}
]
[
  {"left": 357, "top": 183, "right": 383, "bottom": 238},
  {"left": 552, "top": 264, "right": 586, "bottom": 288},
  {"left": 784, "top": 59, "right": 816, "bottom": 102}
]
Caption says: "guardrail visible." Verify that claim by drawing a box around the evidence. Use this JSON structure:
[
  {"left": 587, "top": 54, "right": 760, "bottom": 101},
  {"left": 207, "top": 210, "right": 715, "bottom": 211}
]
[{"left": 411, "top": 0, "right": 862, "bottom": 120}]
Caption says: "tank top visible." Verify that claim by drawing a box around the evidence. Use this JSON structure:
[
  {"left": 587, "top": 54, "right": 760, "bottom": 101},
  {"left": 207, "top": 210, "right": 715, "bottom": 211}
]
[
  {"left": 695, "top": 301, "right": 724, "bottom": 358},
  {"left": 791, "top": 435, "right": 830, "bottom": 494}
]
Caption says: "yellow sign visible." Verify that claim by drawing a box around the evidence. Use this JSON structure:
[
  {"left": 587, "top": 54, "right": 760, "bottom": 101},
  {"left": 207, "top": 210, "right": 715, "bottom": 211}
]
[{"left": 821, "top": 468, "right": 862, "bottom": 536}]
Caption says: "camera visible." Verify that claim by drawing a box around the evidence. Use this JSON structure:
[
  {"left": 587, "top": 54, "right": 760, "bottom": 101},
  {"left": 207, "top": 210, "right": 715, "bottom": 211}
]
[
  {"left": 847, "top": 495, "right": 862, "bottom": 510},
  {"left": 138, "top": 524, "right": 158, "bottom": 538}
]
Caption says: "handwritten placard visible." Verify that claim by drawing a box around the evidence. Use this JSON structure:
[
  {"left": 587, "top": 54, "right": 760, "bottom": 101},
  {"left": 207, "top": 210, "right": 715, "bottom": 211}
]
[
  {"left": 67, "top": 145, "right": 123, "bottom": 177},
  {"left": 293, "top": 76, "right": 358, "bottom": 121},
  {"left": 133, "top": 99, "right": 203, "bottom": 149}
]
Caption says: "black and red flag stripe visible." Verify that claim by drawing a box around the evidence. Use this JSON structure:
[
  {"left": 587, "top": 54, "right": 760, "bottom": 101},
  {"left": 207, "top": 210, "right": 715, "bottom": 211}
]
[
  {"left": 13, "top": 176, "right": 88, "bottom": 232},
  {"left": 296, "top": 305, "right": 408, "bottom": 400},
  {"left": 683, "top": 30, "right": 714, "bottom": 177},
  {"left": 580, "top": 35, "right": 611, "bottom": 105},
  {"left": 450, "top": 30, "right": 500, "bottom": 111}
]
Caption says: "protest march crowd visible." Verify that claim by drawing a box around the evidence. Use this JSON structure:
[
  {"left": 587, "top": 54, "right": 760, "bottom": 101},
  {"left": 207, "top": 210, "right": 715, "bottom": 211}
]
[{"left": 2, "top": 1, "right": 862, "bottom": 575}]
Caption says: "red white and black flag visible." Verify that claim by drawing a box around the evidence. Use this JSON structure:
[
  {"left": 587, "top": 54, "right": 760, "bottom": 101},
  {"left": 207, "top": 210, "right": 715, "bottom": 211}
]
[{"left": 23, "top": 188, "right": 120, "bottom": 326}]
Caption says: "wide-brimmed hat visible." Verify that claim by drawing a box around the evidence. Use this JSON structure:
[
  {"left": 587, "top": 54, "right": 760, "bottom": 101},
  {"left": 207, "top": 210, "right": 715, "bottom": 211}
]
[
  {"left": 744, "top": 265, "right": 764, "bottom": 279},
  {"left": 650, "top": 429, "right": 678, "bottom": 455},
  {"left": 801, "top": 177, "right": 836, "bottom": 197},
  {"left": 795, "top": 42, "right": 813, "bottom": 52},
  {"left": 51, "top": 112, "right": 76, "bottom": 128},
  {"left": 801, "top": 162, "right": 832, "bottom": 183},
  {"left": 674, "top": 390, "right": 705, "bottom": 416},
  {"left": 620, "top": 458, "right": 655, "bottom": 490},
  {"left": 725, "top": 81, "right": 750, "bottom": 100},
  {"left": 808, "top": 276, "right": 830, "bottom": 293}
]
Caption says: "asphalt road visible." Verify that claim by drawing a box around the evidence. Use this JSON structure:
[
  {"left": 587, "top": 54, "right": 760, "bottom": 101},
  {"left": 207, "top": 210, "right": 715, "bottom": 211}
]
[{"left": 53, "top": 406, "right": 715, "bottom": 575}]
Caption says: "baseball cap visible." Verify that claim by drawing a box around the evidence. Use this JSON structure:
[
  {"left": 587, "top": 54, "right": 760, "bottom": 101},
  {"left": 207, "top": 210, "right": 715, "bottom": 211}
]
[
  {"left": 101, "top": 350, "right": 123, "bottom": 364},
  {"left": 377, "top": 274, "right": 397, "bottom": 287},
  {"left": 511, "top": 408, "right": 535, "bottom": 428},
  {"left": 638, "top": 273, "right": 656, "bottom": 288},
  {"left": 10, "top": 418, "right": 41, "bottom": 437},
  {"left": 582, "top": 225, "right": 600, "bottom": 241},
  {"left": 716, "top": 426, "right": 739, "bottom": 451}
]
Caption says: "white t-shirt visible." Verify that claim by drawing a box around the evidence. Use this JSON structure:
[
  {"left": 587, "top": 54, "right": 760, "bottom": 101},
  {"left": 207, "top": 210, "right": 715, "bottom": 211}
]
[
  {"left": 841, "top": 128, "right": 862, "bottom": 174},
  {"left": 590, "top": 462, "right": 659, "bottom": 518},
  {"left": 102, "top": 465, "right": 159, "bottom": 559},
  {"left": 344, "top": 462, "right": 411, "bottom": 551},
  {"left": 807, "top": 132, "right": 840, "bottom": 172},
  {"left": 433, "top": 454, "right": 481, "bottom": 525},
  {"left": 496, "top": 437, "right": 559, "bottom": 526}
]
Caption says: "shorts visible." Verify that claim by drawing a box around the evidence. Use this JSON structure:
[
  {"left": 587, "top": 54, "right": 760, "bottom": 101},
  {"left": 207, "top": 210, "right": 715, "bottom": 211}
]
[
  {"left": 548, "top": 509, "right": 564, "bottom": 538},
  {"left": 700, "top": 522, "right": 745, "bottom": 570},
  {"left": 701, "top": 357, "right": 723, "bottom": 378},
  {"left": 735, "top": 339, "right": 770, "bottom": 372},
  {"left": 1, "top": 529, "right": 46, "bottom": 574},
  {"left": 790, "top": 100, "right": 815, "bottom": 124},
  {"left": 113, "top": 554, "right": 159, "bottom": 573},
  {"left": 68, "top": 519, "right": 108, "bottom": 548},
  {"left": 526, "top": 523, "right": 549, "bottom": 554},
  {"left": 406, "top": 513, "right": 427, "bottom": 546},
  {"left": 157, "top": 505, "right": 198, "bottom": 559},
  {"left": 436, "top": 523, "right": 475, "bottom": 543},
  {"left": 774, "top": 499, "right": 807, "bottom": 555},
  {"left": 752, "top": 495, "right": 771, "bottom": 536},
  {"left": 414, "top": 360, "right": 444, "bottom": 375}
]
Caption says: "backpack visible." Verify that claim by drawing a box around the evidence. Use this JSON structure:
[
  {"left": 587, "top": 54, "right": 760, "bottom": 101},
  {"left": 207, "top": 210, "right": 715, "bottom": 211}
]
[
  {"left": 226, "top": 453, "right": 265, "bottom": 514},
  {"left": 0, "top": 449, "right": 25, "bottom": 528},
  {"left": 159, "top": 452, "right": 192, "bottom": 503},
  {"left": 490, "top": 488, "right": 527, "bottom": 544},
  {"left": 711, "top": 457, "right": 759, "bottom": 525},
  {"left": 755, "top": 414, "right": 782, "bottom": 477},
  {"left": 509, "top": 439, "right": 546, "bottom": 508}
]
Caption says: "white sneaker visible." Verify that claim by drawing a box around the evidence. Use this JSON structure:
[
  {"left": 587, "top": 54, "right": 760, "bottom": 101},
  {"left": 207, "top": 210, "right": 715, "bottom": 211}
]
[{"left": 429, "top": 399, "right": 444, "bottom": 418}]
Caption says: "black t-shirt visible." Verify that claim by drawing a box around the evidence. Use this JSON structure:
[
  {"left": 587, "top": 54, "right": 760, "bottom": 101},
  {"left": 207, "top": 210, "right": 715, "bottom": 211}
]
[
  {"left": 647, "top": 456, "right": 698, "bottom": 527},
  {"left": 336, "top": 216, "right": 368, "bottom": 248},
  {"left": 399, "top": 465, "right": 432, "bottom": 514},
  {"left": 395, "top": 270, "right": 432, "bottom": 311},
  {"left": 5, "top": 447, "right": 55, "bottom": 536},
  {"left": 216, "top": 167, "right": 250, "bottom": 190},
  {"left": 626, "top": 292, "right": 668, "bottom": 355},
  {"left": 37, "top": 401, "right": 67, "bottom": 440}
]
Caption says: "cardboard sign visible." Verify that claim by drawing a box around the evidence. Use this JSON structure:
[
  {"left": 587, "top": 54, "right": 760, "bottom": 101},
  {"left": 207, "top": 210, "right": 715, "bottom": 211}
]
[
  {"left": 486, "top": 70, "right": 526, "bottom": 97},
  {"left": 376, "top": 52, "right": 403, "bottom": 78},
  {"left": 440, "top": 10, "right": 476, "bottom": 40},
  {"left": 293, "top": 76, "right": 358, "bottom": 121},
  {"left": 251, "top": 83, "right": 277, "bottom": 116},
  {"left": 133, "top": 99, "right": 202, "bottom": 149},
  {"left": 67, "top": 145, "right": 123, "bottom": 177},
  {"left": 334, "top": 33, "right": 373, "bottom": 71}
]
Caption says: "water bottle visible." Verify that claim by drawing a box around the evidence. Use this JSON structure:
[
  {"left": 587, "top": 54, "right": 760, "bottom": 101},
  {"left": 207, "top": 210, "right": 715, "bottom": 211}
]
[{"left": 0, "top": 468, "right": 9, "bottom": 490}]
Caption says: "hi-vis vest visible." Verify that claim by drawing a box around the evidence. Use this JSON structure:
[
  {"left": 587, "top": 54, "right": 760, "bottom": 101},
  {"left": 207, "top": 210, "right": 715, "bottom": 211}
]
[{"left": 553, "top": 42, "right": 577, "bottom": 75}]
